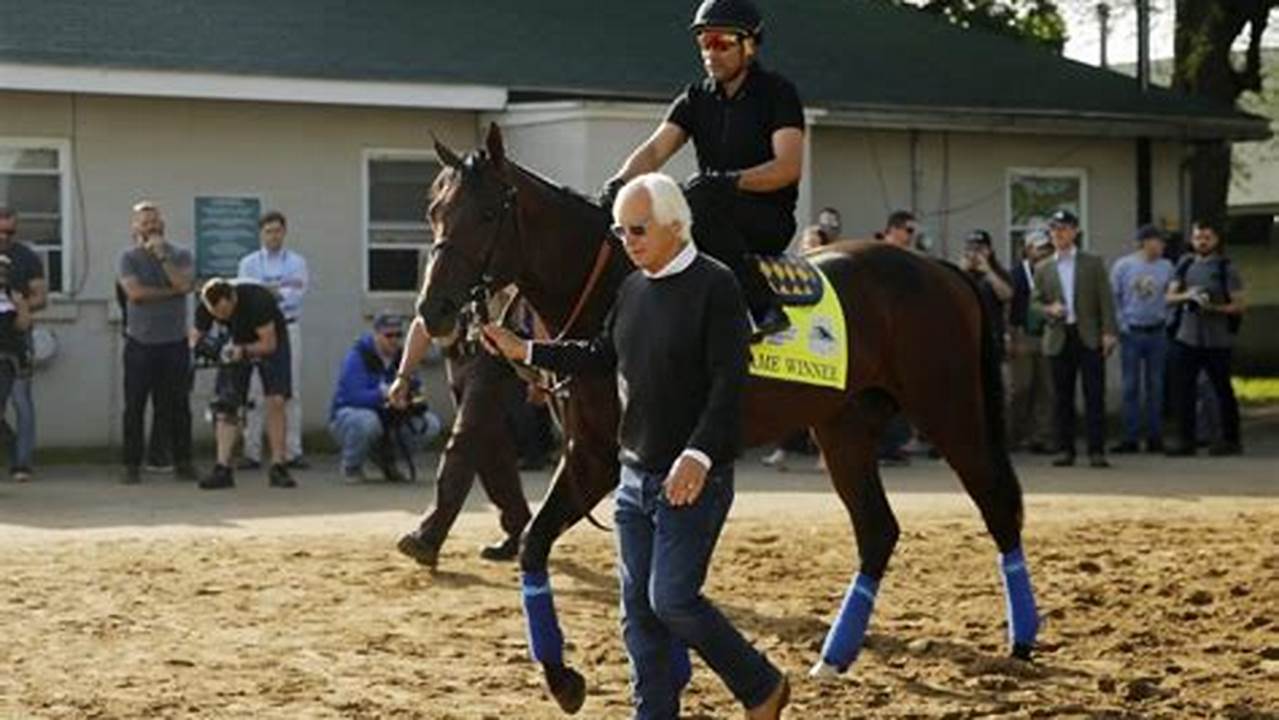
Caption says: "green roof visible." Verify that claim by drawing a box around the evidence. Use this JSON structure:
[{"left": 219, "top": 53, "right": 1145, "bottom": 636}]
[{"left": 1, "top": 0, "right": 1266, "bottom": 138}]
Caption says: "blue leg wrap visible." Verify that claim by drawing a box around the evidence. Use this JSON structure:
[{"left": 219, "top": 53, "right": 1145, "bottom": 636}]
[
  {"left": 819, "top": 572, "right": 879, "bottom": 671},
  {"left": 521, "top": 570, "right": 564, "bottom": 666},
  {"left": 669, "top": 636, "right": 691, "bottom": 691},
  {"left": 999, "top": 546, "right": 1039, "bottom": 650}
]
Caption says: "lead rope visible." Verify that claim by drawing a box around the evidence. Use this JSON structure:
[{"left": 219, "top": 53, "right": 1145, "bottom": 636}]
[{"left": 492, "top": 287, "right": 611, "bottom": 533}]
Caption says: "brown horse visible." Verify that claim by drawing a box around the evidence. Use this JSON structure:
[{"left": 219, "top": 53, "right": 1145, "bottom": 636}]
[{"left": 418, "top": 124, "right": 1038, "bottom": 714}]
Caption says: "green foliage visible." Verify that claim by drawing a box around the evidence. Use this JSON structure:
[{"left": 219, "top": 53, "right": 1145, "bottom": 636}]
[{"left": 889, "top": 0, "right": 1068, "bottom": 52}]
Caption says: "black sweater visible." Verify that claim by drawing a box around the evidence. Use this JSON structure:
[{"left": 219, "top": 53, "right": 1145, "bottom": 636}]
[{"left": 530, "top": 253, "right": 749, "bottom": 473}]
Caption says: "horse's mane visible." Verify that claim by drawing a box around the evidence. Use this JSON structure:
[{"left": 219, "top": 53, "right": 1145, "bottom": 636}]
[
  {"left": 433, "top": 151, "right": 609, "bottom": 225},
  {"left": 505, "top": 157, "right": 610, "bottom": 222}
]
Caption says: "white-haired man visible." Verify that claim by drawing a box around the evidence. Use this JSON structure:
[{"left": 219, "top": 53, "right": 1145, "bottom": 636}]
[{"left": 482, "top": 173, "right": 789, "bottom": 719}]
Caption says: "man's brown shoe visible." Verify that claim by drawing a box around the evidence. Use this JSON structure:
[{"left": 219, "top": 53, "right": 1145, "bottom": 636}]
[{"left": 745, "top": 674, "right": 789, "bottom": 719}]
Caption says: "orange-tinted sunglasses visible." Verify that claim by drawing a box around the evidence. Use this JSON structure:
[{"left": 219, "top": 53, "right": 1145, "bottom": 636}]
[{"left": 696, "top": 31, "right": 743, "bottom": 53}]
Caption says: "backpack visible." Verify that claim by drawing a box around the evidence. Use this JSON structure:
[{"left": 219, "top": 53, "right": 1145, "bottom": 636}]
[{"left": 1219, "top": 257, "right": 1243, "bottom": 335}]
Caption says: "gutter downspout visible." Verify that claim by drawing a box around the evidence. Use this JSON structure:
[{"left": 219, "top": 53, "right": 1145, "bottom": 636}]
[{"left": 1136, "top": 0, "right": 1153, "bottom": 225}]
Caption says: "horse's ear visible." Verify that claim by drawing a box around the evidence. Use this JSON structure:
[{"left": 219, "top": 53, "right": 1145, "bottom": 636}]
[
  {"left": 432, "top": 133, "right": 463, "bottom": 169},
  {"left": 485, "top": 122, "right": 506, "bottom": 167}
]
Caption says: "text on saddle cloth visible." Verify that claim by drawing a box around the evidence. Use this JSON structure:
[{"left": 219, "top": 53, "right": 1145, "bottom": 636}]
[{"left": 749, "top": 259, "right": 847, "bottom": 390}]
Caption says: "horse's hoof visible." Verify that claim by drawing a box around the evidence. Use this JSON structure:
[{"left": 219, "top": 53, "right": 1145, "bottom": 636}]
[
  {"left": 808, "top": 660, "right": 842, "bottom": 680},
  {"left": 1011, "top": 643, "right": 1033, "bottom": 661},
  {"left": 546, "top": 665, "right": 586, "bottom": 714}
]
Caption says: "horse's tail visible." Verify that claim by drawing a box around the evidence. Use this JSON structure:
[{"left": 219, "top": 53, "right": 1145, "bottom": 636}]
[
  {"left": 938, "top": 261, "right": 1024, "bottom": 531},
  {"left": 971, "top": 270, "right": 1024, "bottom": 531}
]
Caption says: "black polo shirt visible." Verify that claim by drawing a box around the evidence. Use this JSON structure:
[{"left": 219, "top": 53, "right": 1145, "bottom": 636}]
[
  {"left": 195, "top": 281, "right": 287, "bottom": 344},
  {"left": 665, "top": 62, "right": 805, "bottom": 209}
]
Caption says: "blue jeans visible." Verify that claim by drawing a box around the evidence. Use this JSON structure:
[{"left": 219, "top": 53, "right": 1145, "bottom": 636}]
[
  {"left": 615, "top": 464, "right": 779, "bottom": 719},
  {"left": 10, "top": 375, "right": 34, "bottom": 470},
  {"left": 1120, "top": 330, "right": 1167, "bottom": 444},
  {"left": 328, "top": 406, "right": 440, "bottom": 472}
]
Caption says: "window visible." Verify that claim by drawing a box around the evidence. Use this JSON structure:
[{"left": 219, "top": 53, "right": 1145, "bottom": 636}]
[
  {"left": 0, "top": 140, "right": 70, "bottom": 293},
  {"left": 365, "top": 152, "right": 441, "bottom": 292},
  {"left": 1006, "top": 168, "right": 1087, "bottom": 260}
]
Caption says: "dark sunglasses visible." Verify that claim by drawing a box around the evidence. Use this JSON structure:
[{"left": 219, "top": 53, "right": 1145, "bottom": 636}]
[
  {"left": 903, "top": 225, "right": 918, "bottom": 236},
  {"left": 381, "top": 331, "right": 404, "bottom": 340},
  {"left": 610, "top": 219, "right": 653, "bottom": 240},
  {"left": 696, "top": 31, "right": 743, "bottom": 53}
]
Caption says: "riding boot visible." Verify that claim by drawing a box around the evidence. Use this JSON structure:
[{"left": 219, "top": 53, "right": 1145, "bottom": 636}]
[
  {"left": 751, "top": 303, "right": 790, "bottom": 340},
  {"left": 683, "top": 176, "right": 793, "bottom": 340}
]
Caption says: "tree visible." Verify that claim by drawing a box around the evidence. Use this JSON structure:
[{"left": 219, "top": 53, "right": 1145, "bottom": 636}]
[
  {"left": 892, "top": 0, "right": 1070, "bottom": 53},
  {"left": 1173, "top": 0, "right": 1277, "bottom": 227}
]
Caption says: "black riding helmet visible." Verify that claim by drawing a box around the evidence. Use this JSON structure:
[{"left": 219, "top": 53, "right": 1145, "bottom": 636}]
[{"left": 691, "top": 0, "right": 764, "bottom": 40}]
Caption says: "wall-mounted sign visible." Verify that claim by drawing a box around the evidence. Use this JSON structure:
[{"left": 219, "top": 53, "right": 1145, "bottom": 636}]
[{"left": 195, "top": 196, "right": 261, "bottom": 278}]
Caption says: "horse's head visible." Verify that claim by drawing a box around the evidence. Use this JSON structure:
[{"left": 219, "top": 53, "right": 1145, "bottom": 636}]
[{"left": 418, "top": 124, "right": 522, "bottom": 336}]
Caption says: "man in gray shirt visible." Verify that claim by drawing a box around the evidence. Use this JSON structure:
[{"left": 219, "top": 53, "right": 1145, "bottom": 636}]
[
  {"left": 1166, "top": 220, "right": 1246, "bottom": 456},
  {"left": 117, "top": 201, "right": 197, "bottom": 483}
]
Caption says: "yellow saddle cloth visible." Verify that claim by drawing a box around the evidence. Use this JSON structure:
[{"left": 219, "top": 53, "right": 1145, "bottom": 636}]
[{"left": 749, "top": 255, "right": 848, "bottom": 390}]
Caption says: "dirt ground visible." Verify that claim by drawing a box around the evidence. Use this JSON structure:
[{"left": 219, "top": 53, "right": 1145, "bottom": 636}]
[{"left": 1, "top": 443, "right": 1277, "bottom": 719}]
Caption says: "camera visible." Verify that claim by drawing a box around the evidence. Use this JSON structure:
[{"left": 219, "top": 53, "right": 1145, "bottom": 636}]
[
  {"left": 193, "top": 332, "right": 232, "bottom": 366},
  {"left": 383, "top": 395, "right": 431, "bottom": 425},
  {"left": 1182, "top": 286, "right": 1211, "bottom": 313}
]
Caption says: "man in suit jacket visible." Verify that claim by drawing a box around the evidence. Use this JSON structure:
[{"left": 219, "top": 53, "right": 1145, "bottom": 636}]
[{"left": 1032, "top": 210, "right": 1118, "bottom": 468}]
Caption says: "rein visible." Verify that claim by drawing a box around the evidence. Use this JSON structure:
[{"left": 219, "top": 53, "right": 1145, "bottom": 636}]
[{"left": 552, "top": 238, "right": 613, "bottom": 342}]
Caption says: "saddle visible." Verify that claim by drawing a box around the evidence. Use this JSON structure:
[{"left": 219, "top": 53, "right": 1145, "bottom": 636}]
[{"left": 754, "top": 254, "right": 823, "bottom": 306}]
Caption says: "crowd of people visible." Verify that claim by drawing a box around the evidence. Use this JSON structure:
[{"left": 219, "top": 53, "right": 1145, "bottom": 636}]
[
  {"left": 1, "top": 200, "right": 554, "bottom": 533},
  {"left": 0, "top": 194, "right": 1249, "bottom": 492},
  {"left": 765, "top": 205, "right": 1248, "bottom": 472}
]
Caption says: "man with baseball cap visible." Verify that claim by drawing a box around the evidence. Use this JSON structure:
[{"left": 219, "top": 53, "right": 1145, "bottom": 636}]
[
  {"left": 328, "top": 312, "right": 441, "bottom": 483},
  {"left": 1108, "top": 224, "right": 1174, "bottom": 453},
  {"left": 1008, "top": 228, "right": 1056, "bottom": 453},
  {"left": 1032, "top": 210, "right": 1118, "bottom": 468}
]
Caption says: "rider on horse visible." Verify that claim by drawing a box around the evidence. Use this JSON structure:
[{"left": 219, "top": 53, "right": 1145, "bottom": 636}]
[{"left": 601, "top": 0, "right": 804, "bottom": 340}]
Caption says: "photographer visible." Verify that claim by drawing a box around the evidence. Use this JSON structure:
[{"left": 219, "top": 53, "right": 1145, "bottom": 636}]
[
  {"left": 0, "top": 256, "right": 33, "bottom": 441},
  {"left": 328, "top": 313, "right": 441, "bottom": 482},
  {"left": 1165, "top": 220, "right": 1246, "bottom": 456},
  {"left": 960, "top": 229, "right": 1013, "bottom": 358},
  {"left": 117, "top": 201, "right": 197, "bottom": 485},
  {"left": 192, "top": 278, "right": 296, "bottom": 490},
  {"left": 0, "top": 208, "right": 45, "bottom": 483}
]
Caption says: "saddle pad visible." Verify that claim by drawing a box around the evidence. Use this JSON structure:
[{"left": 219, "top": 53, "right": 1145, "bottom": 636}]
[
  {"left": 749, "top": 263, "right": 848, "bottom": 390},
  {"left": 755, "top": 255, "right": 823, "bottom": 306}
]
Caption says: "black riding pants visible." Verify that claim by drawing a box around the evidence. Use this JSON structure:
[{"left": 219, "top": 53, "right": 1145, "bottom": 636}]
[
  {"left": 683, "top": 182, "right": 795, "bottom": 316},
  {"left": 416, "top": 350, "right": 532, "bottom": 548}
]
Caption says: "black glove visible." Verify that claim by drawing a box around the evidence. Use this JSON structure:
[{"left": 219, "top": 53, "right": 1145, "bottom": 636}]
[
  {"left": 597, "top": 176, "right": 627, "bottom": 210},
  {"left": 685, "top": 170, "right": 741, "bottom": 196}
]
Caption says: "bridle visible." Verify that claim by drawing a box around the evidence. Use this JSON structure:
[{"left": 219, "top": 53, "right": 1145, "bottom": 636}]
[
  {"left": 433, "top": 157, "right": 613, "bottom": 345},
  {"left": 428, "top": 175, "right": 520, "bottom": 301},
  {"left": 430, "top": 156, "right": 617, "bottom": 532}
]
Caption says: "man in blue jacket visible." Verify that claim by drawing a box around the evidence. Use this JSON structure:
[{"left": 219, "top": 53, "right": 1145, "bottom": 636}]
[{"left": 329, "top": 313, "right": 440, "bottom": 482}]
